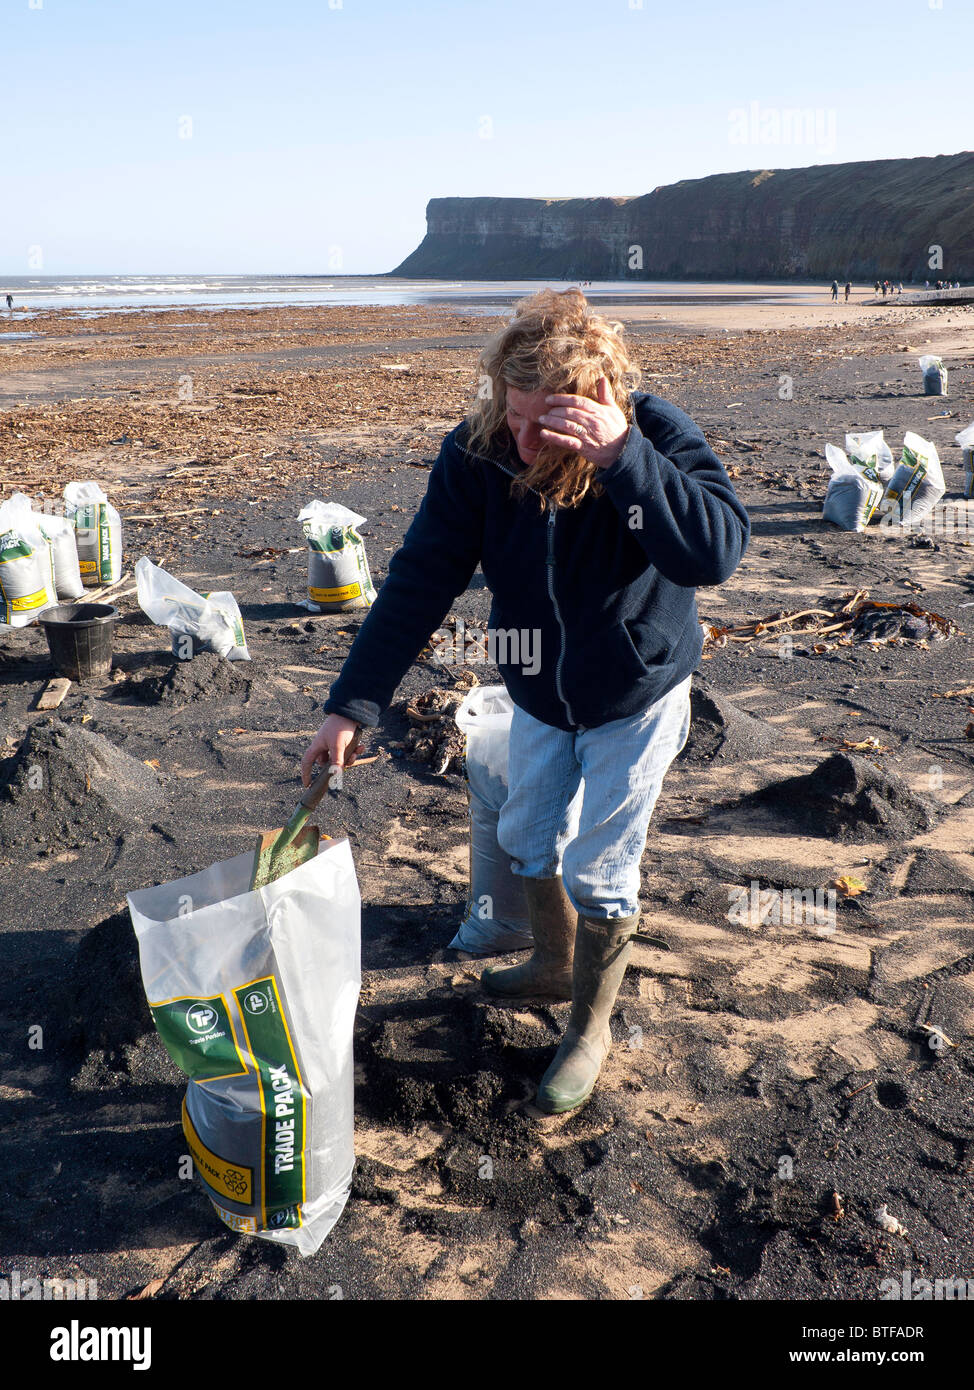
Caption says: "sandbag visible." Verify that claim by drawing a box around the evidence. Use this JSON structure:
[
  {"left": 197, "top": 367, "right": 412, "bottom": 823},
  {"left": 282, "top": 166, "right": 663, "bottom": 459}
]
[
  {"left": 880, "top": 432, "right": 945, "bottom": 527},
  {"left": 956, "top": 421, "right": 974, "bottom": 500},
  {"left": 298, "top": 501, "right": 376, "bottom": 613},
  {"left": 37, "top": 511, "right": 85, "bottom": 600},
  {"left": 823, "top": 445, "right": 883, "bottom": 531},
  {"left": 135, "top": 557, "right": 250, "bottom": 661},
  {"left": 128, "top": 837, "right": 360, "bottom": 1257},
  {"left": 0, "top": 493, "right": 58, "bottom": 627},
  {"left": 919, "top": 354, "right": 947, "bottom": 396},
  {"left": 64, "top": 481, "right": 123, "bottom": 586}
]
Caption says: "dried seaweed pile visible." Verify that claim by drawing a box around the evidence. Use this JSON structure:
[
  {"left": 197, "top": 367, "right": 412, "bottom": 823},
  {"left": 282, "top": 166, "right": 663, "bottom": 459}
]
[
  {"left": 394, "top": 669, "right": 479, "bottom": 776},
  {"left": 704, "top": 589, "right": 960, "bottom": 656}
]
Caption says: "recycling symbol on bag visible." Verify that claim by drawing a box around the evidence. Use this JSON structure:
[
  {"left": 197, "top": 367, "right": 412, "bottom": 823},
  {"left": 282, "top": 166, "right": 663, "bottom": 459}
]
[{"left": 224, "top": 1168, "right": 248, "bottom": 1196}]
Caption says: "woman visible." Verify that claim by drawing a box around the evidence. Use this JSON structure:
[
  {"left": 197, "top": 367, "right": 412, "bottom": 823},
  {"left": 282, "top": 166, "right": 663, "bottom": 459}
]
[{"left": 301, "top": 288, "right": 750, "bottom": 1114}]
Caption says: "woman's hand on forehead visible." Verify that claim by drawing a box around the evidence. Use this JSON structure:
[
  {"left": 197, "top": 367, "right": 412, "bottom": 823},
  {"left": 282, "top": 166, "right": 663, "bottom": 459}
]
[{"left": 537, "top": 375, "right": 629, "bottom": 469}]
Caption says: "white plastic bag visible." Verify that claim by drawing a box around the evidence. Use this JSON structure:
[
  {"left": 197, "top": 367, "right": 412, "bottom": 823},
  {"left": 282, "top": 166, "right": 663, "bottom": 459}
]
[
  {"left": 128, "top": 837, "right": 361, "bottom": 1257},
  {"left": 846, "top": 431, "right": 895, "bottom": 484},
  {"left": 823, "top": 445, "right": 883, "bottom": 531},
  {"left": 201, "top": 590, "right": 251, "bottom": 661},
  {"left": 449, "top": 686, "right": 531, "bottom": 954},
  {"left": 135, "top": 557, "right": 250, "bottom": 661},
  {"left": 298, "top": 500, "right": 376, "bottom": 613},
  {"left": 64, "top": 481, "right": 123, "bottom": 585},
  {"left": 449, "top": 685, "right": 583, "bottom": 954},
  {"left": 36, "top": 511, "right": 85, "bottom": 600},
  {"left": 918, "top": 354, "right": 947, "bottom": 396},
  {"left": 879, "top": 432, "right": 945, "bottom": 526},
  {"left": 0, "top": 493, "right": 58, "bottom": 627}
]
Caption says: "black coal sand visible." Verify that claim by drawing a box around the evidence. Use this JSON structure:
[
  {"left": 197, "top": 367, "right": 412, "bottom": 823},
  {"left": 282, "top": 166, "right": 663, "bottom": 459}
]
[
  {"left": 735, "top": 752, "right": 941, "bottom": 842},
  {"left": 0, "top": 716, "right": 164, "bottom": 853},
  {"left": 57, "top": 910, "right": 154, "bottom": 1063},
  {"left": 679, "top": 681, "right": 782, "bottom": 764},
  {"left": 352, "top": 982, "right": 661, "bottom": 1244},
  {"left": 126, "top": 651, "right": 252, "bottom": 709},
  {"left": 902, "top": 848, "right": 974, "bottom": 897}
]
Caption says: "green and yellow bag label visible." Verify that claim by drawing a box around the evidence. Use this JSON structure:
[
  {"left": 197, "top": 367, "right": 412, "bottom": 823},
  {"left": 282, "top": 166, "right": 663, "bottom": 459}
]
[
  {"left": 209, "top": 1201, "right": 257, "bottom": 1235},
  {"left": 99, "top": 508, "right": 114, "bottom": 579},
  {"left": 266, "top": 1204, "right": 302, "bottom": 1230},
  {"left": 9, "top": 587, "right": 48, "bottom": 613},
  {"left": 309, "top": 582, "right": 362, "bottom": 603},
  {"left": 149, "top": 993, "right": 249, "bottom": 1082},
  {"left": 234, "top": 976, "right": 307, "bottom": 1218},
  {"left": 0, "top": 531, "right": 32, "bottom": 565}
]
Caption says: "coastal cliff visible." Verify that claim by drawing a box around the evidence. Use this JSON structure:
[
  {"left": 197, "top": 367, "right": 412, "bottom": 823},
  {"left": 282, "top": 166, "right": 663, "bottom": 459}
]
[{"left": 391, "top": 152, "right": 974, "bottom": 281}]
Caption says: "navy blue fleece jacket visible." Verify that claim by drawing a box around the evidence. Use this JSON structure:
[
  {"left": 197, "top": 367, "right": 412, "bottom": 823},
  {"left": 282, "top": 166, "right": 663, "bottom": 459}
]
[{"left": 324, "top": 390, "right": 750, "bottom": 732}]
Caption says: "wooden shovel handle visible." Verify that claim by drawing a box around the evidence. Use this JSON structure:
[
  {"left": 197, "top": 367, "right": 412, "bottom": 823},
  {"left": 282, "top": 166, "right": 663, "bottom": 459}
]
[{"left": 299, "top": 726, "right": 362, "bottom": 811}]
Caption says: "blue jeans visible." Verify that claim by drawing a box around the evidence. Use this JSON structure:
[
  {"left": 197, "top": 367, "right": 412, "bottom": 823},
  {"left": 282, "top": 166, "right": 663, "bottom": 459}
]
[{"left": 495, "top": 674, "right": 692, "bottom": 920}]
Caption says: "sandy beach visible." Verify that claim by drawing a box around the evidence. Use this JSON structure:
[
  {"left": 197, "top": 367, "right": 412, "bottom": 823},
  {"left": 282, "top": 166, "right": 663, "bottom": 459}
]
[{"left": 1, "top": 292, "right": 973, "bottom": 1301}]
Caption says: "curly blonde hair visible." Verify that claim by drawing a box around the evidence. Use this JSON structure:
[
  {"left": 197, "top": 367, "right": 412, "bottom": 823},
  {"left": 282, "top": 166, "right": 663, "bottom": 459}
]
[{"left": 463, "top": 288, "right": 640, "bottom": 508}]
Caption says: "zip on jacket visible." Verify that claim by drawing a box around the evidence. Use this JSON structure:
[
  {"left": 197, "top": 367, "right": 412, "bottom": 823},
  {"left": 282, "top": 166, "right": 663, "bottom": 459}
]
[
  {"left": 545, "top": 502, "right": 575, "bottom": 726},
  {"left": 448, "top": 435, "right": 575, "bottom": 725}
]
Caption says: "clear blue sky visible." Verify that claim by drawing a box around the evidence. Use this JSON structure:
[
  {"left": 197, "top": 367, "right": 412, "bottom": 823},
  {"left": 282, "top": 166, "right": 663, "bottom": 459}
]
[{"left": 1, "top": 0, "right": 970, "bottom": 274}]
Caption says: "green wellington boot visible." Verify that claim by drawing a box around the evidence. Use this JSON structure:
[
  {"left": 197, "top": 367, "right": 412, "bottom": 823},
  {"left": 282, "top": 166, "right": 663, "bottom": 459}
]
[
  {"left": 480, "top": 876, "right": 576, "bottom": 1000},
  {"left": 534, "top": 912, "right": 639, "bottom": 1114}
]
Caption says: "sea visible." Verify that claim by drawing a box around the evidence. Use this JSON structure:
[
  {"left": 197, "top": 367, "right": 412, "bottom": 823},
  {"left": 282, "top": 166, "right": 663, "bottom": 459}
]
[{"left": 0, "top": 274, "right": 825, "bottom": 317}]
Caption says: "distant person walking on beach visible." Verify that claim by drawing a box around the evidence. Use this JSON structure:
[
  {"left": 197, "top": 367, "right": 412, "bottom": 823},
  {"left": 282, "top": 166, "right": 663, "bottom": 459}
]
[
  {"left": 830, "top": 280, "right": 839, "bottom": 301},
  {"left": 844, "top": 282, "right": 851, "bottom": 302},
  {"left": 302, "top": 288, "right": 749, "bottom": 1115},
  {"left": 4, "top": 294, "right": 11, "bottom": 310},
  {"left": 874, "top": 281, "right": 881, "bottom": 294}
]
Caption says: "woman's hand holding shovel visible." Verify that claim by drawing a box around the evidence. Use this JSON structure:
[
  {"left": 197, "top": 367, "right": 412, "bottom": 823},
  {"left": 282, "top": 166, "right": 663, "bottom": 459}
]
[{"left": 302, "top": 714, "right": 362, "bottom": 788}]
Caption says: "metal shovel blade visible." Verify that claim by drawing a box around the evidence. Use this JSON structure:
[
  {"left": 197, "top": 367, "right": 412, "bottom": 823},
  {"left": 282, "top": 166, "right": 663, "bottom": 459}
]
[
  {"left": 250, "top": 824, "right": 321, "bottom": 890},
  {"left": 249, "top": 756, "right": 350, "bottom": 891}
]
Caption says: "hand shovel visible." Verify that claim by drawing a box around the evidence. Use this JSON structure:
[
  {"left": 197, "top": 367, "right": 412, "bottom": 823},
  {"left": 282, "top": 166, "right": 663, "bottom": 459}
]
[{"left": 250, "top": 730, "right": 361, "bottom": 890}]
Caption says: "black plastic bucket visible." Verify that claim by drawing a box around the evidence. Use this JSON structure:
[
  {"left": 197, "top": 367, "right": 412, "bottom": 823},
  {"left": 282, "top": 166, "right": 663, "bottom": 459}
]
[{"left": 39, "top": 603, "right": 119, "bottom": 681}]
